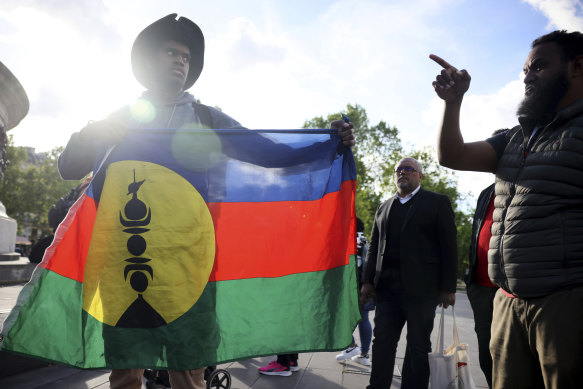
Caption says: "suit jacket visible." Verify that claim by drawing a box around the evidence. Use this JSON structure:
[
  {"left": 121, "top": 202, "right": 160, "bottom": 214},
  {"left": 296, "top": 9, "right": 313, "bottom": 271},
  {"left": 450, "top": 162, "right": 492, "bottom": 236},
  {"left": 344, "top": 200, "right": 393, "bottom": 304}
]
[{"left": 363, "top": 188, "right": 458, "bottom": 296}]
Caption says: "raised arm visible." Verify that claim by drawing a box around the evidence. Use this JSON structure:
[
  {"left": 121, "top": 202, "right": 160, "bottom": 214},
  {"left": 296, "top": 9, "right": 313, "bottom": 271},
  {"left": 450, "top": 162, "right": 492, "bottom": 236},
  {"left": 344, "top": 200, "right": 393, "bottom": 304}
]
[
  {"left": 430, "top": 54, "right": 498, "bottom": 173},
  {"left": 58, "top": 118, "right": 127, "bottom": 180}
]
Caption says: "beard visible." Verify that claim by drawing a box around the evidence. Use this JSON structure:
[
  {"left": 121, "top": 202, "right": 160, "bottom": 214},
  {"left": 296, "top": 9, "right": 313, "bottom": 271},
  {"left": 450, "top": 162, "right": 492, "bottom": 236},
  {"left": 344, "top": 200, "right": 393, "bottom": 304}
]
[
  {"left": 396, "top": 179, "right": 414, "bottom": 195},
  {"left": 517, "top": 70, "right": 569, "bottom": 125}
]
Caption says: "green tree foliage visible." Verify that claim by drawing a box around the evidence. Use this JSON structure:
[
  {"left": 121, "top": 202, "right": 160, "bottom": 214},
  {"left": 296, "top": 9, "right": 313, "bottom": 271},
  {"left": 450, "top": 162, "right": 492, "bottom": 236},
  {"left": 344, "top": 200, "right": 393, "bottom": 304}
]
[
  {"left": 0, "top": 136, "right": 80, "bottom": 239},
  {"left": 303, "top": 104, "right": 473, "bottom": 280},
  {"left": 303, "top": 103, "right": 403, "bottom": 233}
]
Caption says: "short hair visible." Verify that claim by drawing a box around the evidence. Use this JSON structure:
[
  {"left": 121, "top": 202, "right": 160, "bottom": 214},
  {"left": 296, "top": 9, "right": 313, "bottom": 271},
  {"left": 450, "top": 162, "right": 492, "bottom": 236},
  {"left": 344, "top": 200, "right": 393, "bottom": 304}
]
[
  {"left": 398, "top": 157, "right": 423, "bottom": 174},
  {"left": 532, "top": 30, "right": 583, "bottom": 61}
]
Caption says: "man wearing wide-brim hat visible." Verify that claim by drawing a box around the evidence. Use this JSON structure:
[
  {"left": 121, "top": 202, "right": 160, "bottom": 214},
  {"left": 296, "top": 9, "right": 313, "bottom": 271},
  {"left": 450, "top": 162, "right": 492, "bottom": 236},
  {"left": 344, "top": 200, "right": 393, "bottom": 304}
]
[
  {"left": 58, "top": 13, "right": 355, "bottom": 389},
  {"left": 58, "top": 14, "right": 355, "bottom": 180}
]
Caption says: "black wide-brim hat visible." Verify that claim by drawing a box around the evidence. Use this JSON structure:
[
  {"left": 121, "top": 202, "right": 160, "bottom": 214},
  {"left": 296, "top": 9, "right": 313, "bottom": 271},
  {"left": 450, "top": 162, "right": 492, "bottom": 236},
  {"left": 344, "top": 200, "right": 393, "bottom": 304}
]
[{"left": 131, "top": 13, "right": 205, "bottom": 90}]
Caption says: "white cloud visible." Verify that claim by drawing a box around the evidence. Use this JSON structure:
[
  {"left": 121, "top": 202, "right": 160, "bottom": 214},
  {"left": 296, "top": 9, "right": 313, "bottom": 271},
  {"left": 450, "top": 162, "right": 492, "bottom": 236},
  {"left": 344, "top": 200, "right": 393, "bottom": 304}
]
[
  {"left": 192, "top": 0, "right": 470, "bottom": 133},
  {"left": 198, "top": 17, "right": 323, "bottom": 129},
  {"left": 221, "top": 17, "right": 287, "bottom": 71},
  {"left": 523, "top": 0, "right": 583, "bottom": 30}
]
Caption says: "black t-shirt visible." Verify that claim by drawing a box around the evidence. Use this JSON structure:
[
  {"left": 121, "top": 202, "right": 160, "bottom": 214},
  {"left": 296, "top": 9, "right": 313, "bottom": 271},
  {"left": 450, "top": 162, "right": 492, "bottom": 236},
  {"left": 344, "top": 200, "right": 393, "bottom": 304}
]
[
  {"left": 486, "top": 119, "right": 554, "bottom": 160},
  {"left": 485, "top": 131, "right": 511, "bottom": 160}
]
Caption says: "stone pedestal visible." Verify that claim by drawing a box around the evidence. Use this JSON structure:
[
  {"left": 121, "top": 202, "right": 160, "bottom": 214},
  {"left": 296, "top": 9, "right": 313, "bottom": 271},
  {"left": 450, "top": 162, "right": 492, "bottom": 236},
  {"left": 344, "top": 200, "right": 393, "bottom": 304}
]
[
  {"left": 0, "top": 61, "right": 29, "bottom": 263},
  {"left": 0, "top": 202, "right": 18, "bottom": 261}
]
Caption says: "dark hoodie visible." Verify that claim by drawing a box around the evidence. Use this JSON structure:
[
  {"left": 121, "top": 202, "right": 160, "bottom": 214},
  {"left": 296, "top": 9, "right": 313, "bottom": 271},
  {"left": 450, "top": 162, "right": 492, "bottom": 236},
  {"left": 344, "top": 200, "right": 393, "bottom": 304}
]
[
  {"left": 58, "top": 91, "right": 337, "bottom": 181},
  {"left": 58, "top": 91, "right": 244, "bottom": 180}
]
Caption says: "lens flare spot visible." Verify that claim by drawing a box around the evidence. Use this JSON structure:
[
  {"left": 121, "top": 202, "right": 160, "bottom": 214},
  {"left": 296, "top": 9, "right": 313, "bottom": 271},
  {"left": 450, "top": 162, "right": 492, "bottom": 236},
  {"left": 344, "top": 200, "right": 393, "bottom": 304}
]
[
  {"left": 130, "top": 99, "right": 156, "bottom": 123},
  {"left": 171, "top": 125, "right": 223, "bottom": 171}
]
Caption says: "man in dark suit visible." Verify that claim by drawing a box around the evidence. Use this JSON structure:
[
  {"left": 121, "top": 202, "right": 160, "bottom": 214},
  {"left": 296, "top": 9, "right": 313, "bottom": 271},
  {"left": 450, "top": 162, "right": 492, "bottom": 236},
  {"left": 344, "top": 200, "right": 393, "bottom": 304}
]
[{"left": 360, "top": 157, "right": 458, "bottom": 389}]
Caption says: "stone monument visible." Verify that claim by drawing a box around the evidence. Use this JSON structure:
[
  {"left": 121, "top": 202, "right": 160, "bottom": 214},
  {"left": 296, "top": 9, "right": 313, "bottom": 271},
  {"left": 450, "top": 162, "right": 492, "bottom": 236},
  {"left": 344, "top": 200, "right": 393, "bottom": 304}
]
[{"left": 0, "top": 61, "right": 29, "bottom": 261}]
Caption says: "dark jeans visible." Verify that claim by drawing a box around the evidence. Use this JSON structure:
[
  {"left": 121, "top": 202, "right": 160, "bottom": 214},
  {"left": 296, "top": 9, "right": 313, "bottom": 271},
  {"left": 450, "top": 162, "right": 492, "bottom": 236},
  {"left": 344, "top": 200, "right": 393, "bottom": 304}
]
[
  {"left": 367, "top": 289, "right": 439, "bottom": 389},
  {"left": 358, "top": 303, "right": 373, "bottom": 355},
  {"left": 466, "top": 283, "right": 497, "bottom": 388}
]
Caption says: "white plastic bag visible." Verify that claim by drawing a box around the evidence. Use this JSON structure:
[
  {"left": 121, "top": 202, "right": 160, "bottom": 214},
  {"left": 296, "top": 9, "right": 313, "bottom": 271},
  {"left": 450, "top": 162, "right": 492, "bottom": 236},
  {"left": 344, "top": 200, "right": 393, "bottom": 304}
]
[{"left": 429, "top": 306, "right": 476, "bottom": 389}]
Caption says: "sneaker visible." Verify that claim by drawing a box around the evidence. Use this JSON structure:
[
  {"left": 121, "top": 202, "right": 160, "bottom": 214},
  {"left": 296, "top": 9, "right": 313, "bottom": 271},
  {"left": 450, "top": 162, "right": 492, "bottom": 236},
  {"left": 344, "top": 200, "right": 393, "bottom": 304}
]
[
  {"left": 351, "top": 353, "right": 371, "bottom": 366},
  {"left": 258, "top": 360, "right": 292, "bottom": 377},
  {"left": 336, "top": 345, "right": 361, "bottom": 361},
  {"left": 289, "top": 361, "right": 300, "bottom": 372}
]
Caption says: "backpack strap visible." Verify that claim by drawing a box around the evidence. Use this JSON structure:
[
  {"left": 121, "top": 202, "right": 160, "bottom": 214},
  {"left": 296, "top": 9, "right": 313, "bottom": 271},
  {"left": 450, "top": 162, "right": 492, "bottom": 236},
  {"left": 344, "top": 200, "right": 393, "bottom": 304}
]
[{"left": 192, "top": 102, "right": 214, "bottom": 129}]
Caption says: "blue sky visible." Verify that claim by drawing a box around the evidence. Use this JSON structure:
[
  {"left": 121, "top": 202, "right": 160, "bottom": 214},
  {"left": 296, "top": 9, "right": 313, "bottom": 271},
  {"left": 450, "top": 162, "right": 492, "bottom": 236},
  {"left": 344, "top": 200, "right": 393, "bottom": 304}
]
[{"left": 1, "top": 0, "right": 582, "bottom": 202}]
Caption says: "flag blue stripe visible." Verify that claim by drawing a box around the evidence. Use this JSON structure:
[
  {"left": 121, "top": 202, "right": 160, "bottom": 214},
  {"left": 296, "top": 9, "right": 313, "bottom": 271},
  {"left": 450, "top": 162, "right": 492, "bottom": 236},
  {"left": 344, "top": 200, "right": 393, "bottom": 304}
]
[{"left": 89, "top": 129, "right": 356, "bottom": 203}]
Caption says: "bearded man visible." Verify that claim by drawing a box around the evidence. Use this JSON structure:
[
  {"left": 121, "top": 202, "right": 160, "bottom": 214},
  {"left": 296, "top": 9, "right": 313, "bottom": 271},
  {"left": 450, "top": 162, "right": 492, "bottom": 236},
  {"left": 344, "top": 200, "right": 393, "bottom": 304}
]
[{"left": 430, "top": 30, "right": 583, "bottom": 389}]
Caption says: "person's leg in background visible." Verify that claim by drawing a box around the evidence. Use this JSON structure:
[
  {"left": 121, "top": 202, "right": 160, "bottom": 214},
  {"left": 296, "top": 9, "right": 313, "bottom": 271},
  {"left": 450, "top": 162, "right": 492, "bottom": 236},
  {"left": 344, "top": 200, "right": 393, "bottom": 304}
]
[
  {"left": 168, "top": 368, "right": 206, "bottom": 389},
  {"left": 399, "top": 293, "right": 438, "bottom": 389},
  {"left": 367, "top": 290, "right": 406, "bottom": 389},
  {"left": 109, "top": 369, "right": 144, "bottom": 389},
  {"left": 466, "top": 282, "right": 497, "bottom": 388},
  {"left": 336, "top": 335, "right": 361, "bottom": 361},
  {"left": 258, "top": 354, "right": 294, "bottom": 377},
  {"left": 352, "top": 303, "right": 373, "bottom": 366}
]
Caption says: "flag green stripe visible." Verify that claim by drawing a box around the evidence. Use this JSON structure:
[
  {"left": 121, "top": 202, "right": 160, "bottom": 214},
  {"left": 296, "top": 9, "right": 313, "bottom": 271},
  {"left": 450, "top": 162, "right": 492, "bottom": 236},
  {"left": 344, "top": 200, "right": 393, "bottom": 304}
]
[
  {"left": 1, "top": 268, "right": 86, "bottom": 366},
  {"left": 2, "top": 256, "right": 359, "bottom": 370}
]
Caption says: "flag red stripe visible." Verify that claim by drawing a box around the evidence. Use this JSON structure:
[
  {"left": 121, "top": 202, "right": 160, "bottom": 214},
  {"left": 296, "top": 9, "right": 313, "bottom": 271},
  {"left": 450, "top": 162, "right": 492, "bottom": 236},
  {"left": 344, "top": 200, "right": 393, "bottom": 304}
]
[
  {"left": 42, "top": 195, "right": 97, "bottom": 282},
  {"left": 208, "top": 180, "right": 356, "bottom": 281},
  {"left": 43, "top": 181, "right": 355, "bottom": 283}
]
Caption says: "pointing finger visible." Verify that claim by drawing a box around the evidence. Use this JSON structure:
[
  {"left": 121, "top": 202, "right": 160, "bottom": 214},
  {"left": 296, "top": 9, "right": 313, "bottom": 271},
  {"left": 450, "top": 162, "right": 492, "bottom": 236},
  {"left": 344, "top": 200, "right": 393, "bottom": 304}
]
[{"left": 429, "top": 54, "right": 457, "bottom": 71}]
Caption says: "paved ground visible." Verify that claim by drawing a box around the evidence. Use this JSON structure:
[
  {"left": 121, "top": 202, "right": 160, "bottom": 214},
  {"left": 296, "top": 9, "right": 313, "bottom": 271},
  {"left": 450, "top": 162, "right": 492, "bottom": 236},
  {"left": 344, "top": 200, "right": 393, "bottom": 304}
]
[{"left": 0, "top": 283, "right": 489, "bottom": 388}]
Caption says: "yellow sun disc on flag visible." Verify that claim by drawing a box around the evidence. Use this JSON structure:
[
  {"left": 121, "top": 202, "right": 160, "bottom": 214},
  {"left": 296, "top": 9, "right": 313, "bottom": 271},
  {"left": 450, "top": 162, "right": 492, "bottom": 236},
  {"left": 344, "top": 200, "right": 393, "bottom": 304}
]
[{"left": 82, "top": 161, "right": 215, "bottom": 327}]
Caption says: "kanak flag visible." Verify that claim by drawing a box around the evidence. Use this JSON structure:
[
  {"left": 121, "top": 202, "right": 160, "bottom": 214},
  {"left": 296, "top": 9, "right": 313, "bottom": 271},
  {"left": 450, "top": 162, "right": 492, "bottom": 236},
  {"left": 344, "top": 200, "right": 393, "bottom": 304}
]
[{"left": 0, "top": 128, "right": 359, "bottom": 369}]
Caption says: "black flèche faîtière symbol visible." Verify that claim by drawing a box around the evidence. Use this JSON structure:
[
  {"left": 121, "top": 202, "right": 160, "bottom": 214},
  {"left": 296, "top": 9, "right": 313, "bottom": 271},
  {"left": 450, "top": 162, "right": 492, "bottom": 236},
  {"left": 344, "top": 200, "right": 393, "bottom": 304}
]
[{"left": 116, "top": 169, "right": 166, "bottom": 328}]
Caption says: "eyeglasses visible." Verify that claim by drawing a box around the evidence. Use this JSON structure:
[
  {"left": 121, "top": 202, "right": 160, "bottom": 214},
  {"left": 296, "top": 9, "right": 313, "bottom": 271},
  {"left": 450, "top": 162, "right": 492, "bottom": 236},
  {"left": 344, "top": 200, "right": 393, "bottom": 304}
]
[
  {"left": 164, "top": 48, "right": 191, "bottom": 64},
  {"left": 394, "top": 166, "right": 418, "bottom": 175}
]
